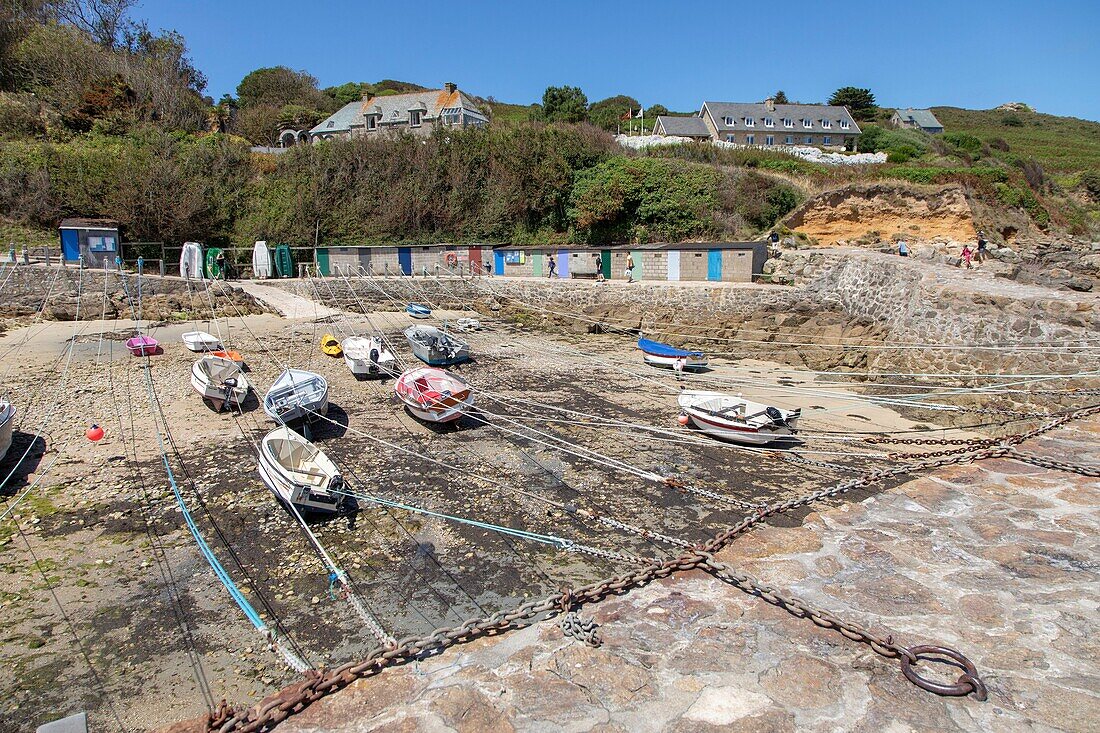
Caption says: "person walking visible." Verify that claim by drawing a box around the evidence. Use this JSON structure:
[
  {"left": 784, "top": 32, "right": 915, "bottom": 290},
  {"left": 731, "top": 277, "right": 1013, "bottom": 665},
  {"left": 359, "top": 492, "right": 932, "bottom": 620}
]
[
  {"left": 625, "top": 252, "right": 636, "bottom": 283},
  {"left": 961, "top": 244, "right": 973, "bottom": 269},
  {"left": 898, "top": 239, "right": 909, "bottom": 257},
  {"left": 975, "top": 231, "right": 988, "bottom": 263},
  {"left": 594, "top": 253, "right": 605, "bottom": 282},
  {"left": 547, "top": 254, "right": 557, "bottom": 278},
  {"left": 214, "top": 249, "right": 227, "bottom": 280},
  {"left": 484, "top": 259, "right": 493, "bottom": 277}
]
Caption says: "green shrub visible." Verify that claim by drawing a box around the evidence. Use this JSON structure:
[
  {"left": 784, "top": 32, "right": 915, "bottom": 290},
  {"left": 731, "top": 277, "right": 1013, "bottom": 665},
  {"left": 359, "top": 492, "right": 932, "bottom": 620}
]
[
  {"left": 1002, "top": 115, "right": 1024, "bottom": 127},
  {"left": 995, "top": 183, "right": 1050, "bottom": 227},
  {"left": 943, "top": 132, "right": 983, "bottom": 155},
  {"left": 887, "top": 145, "right": 920, "bottom": 163},
  {"left": 1080, "top": 170, "right": 1100, "bottom": 203},
  {"left": 569, "top": 157, "right": 721, "bottom": 243}
]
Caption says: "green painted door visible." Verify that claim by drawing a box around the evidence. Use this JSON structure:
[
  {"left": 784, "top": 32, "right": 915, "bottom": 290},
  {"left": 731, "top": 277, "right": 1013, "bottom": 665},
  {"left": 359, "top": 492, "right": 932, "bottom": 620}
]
[
  {"left": 315, "top": 247, "right": 330, "bottom": 276},
  {"left": 630, "top": 250, "right": 643, "bottom": 281},
  {"left": 532, "top": 252, "right": 544, "bottom": 277},
  {"left": 601, "top": 250, "right": 611, "bottom": 279}
]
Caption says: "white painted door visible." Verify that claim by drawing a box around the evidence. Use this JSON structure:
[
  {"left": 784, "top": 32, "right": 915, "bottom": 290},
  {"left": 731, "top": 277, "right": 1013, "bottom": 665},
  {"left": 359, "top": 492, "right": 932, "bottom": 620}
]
[{"left": 667, "top": 251, "right": 680, "bottom": 281}]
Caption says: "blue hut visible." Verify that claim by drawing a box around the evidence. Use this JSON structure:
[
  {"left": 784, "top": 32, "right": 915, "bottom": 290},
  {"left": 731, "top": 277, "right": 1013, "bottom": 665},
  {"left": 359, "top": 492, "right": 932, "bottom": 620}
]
[{"left": 59, "top": 218, "right": 120, "bottom": 268}]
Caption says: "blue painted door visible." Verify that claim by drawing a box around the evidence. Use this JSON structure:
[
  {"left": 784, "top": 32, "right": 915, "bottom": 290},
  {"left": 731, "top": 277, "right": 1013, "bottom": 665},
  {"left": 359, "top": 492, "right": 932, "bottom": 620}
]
[
  {"left": 398, "top": 247, "right": 412, "bottom": 275},
  {"left": 493, "top": 250, "right": 505, "bottom": 275},
  {"left": 61, "top": 229, "right": 80, "bottom": 261},
  {"left": 707, "top": 249, "right": 722, "bottom": 281},
  {"left": 556, "top": 250, "right": 569, "bottom": 278}
]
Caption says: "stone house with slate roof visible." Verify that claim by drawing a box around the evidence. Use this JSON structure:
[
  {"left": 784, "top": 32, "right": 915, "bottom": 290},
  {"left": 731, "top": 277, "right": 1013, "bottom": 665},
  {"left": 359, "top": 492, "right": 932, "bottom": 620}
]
[
  {"left": 310, "top": 82, "right": 488, "bottom": 141},
  {"left": 891, "top": 108, "right": 944, "bottom": 134},
  {"left": 651, "top": 115, "right": 712, "bottom": 140},
  {"left": 699, "top": 98, "right": 861, "bottom": 149}
]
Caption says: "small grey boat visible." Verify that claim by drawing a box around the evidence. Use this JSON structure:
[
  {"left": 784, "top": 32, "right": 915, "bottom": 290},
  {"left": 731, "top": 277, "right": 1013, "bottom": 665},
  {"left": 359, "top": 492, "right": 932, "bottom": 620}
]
[
  {"left": 263, "top": 369, "right": 329, "bottom": 424},
  {"left": 403, "top": 325, "right": 470, "bottom": 367}
]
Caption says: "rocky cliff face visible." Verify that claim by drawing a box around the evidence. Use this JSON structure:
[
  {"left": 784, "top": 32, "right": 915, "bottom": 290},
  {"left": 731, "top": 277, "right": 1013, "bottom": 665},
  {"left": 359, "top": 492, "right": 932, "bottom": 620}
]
[{"left": 784, "top": 183, "right": 977, "bottom": 246}]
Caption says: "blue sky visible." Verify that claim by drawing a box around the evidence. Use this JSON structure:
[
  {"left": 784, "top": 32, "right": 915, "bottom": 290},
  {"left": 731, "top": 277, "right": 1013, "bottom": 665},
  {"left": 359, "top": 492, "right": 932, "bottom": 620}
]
[{"left": 138, "top": 0, "right": 1100, "bottom": 120}]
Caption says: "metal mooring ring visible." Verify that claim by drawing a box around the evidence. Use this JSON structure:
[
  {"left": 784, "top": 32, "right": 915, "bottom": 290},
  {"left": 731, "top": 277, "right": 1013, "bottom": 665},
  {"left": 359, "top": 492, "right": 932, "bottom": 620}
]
[{"left": 900, "top": 645, "right": 988, "bottom": 701}]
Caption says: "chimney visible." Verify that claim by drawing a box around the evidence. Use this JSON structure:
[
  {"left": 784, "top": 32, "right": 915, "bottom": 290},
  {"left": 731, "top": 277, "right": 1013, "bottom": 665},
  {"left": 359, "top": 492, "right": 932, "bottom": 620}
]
[
  {"left": 444, "top": 82, "right": 457, "bottom": 94},
  {"left": 765, "top": 97, "right": 775, "bottom": 112}
]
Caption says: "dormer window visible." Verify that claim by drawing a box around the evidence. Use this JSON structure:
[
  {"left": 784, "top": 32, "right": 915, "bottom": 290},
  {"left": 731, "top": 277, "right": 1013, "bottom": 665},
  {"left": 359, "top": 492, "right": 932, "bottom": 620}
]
[
  {"left": 840, "top": 120, "right": 850, "bottom": 129},
  {"left": 764, "top": 117, "right": 774, "bottom": 127},
  {"left": 783, "top": 118, "right": 793, "bottom": 128},
  {"left": 326, "top": 121, "right": 335, "bottom": 128},
  {"left": 410, "top": 110, "right": 422, "bottom": 127},
  {"left": 366, "top": 116, "right": 377, "bottom": 130},
  {"left": 744, "top": 116, "right": 755, "bottom": 127},
  {"left": 803, "top": 118, "right": 812, "bottom": 128},
  {"left": 723, "top": 116, "right": 734, "bottom": 126},
  {"left": 821, "top": 119, "right": 832, "bottom": 129}
]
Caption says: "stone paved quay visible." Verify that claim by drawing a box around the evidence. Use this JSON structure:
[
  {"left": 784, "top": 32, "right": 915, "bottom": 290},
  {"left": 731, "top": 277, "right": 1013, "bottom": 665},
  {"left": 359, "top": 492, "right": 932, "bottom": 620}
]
[{"left": 234, "top": 417, "right": 1099, "bottom": 733}]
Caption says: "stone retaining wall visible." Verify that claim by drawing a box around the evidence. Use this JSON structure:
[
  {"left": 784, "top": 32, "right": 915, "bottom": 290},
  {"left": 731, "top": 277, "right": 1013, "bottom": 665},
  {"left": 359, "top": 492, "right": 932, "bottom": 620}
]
[{"left": 0, "top": 265, "right": 265, "bottom": 321}]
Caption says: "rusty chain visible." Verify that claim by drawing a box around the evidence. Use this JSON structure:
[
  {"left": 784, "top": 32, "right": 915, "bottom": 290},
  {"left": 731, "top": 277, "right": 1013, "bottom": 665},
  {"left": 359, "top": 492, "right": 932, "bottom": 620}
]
[
  {"left": 208, "top": 402, "right": 1099, "bottom": 732},
  {"left": 559, "top": 611, "right": 602, "bottom": 647},
  {"left": 1006, "top": 449, "right": 1100, "bottom": 478}
]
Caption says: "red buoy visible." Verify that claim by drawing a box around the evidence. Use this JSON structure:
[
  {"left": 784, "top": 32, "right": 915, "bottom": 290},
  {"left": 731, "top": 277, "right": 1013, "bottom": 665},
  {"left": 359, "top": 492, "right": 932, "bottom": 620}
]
[
  {"left": 677, "top": 414, "right": 690, "bottom": 426},
  {"left": 86, "top": 424, "right": 105, "bottom": 442}
]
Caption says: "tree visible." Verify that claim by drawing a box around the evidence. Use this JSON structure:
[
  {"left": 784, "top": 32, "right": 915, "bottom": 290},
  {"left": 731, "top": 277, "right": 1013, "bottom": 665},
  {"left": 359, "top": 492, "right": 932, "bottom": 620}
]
[
  {"left": 773, "top": 90, "right": 789, "bottom": 104},
  {"left": 647, "top": 103, "right": 669, "bottom": 118},
  {"left": 54, "top": 0, "right": 136, "bottom": 47},
  {"left": 587, "top": 94, "right": 639, "bottom": 131},
  {"left": 542, "top": 85, "right": 588, "bottom": 124},
  {"left": 828, "top": 87, "right": 877, "bottom": 120},
  {"left": 324, "top": 81, "right": 367, "bottom": 107},
  {"left": 236, "top": 66, "right": 329, "bottom": 110}
]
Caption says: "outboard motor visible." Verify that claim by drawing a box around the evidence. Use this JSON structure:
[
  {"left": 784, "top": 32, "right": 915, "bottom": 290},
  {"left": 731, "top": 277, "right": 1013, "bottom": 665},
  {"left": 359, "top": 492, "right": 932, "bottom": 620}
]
[
  {"left": 328, "top": 474, "right": 347, "bottom": 509},
  {"left": 764, "top": 406, "right": 784, "bottom": 425},
  {"left": 368, "top": 348, "right": 379, "bottom": 374},
  {"left": 220, "top": 378, "right": 238, "bottom": 411}
]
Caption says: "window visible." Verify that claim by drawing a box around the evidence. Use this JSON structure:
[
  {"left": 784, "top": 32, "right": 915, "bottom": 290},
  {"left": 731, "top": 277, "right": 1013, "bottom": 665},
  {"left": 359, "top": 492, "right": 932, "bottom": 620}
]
[
  {"left": 783, "top": 118, "right": 793, "bottom": 128},
  {"left": 366, "top": 117, "right": 377, "bottom": 130},
  {"left": 725, "top": 134, "right": 734, "bottom": 142},
  {"left": 764, "top": 117, "right": 774, "bottom": 127},
  {"left": 803, "top": 118, "right": 812, "bottom": 128},
  {"left": 785, "top": 136, "right": 793, "bottom": 144},
  {"left": 746, "top": 134, "right": 754, "bottom": 144},
  {"left": 723, "top": 116, "right": 734, "bottom": 125},
  {"left": 326, "top": 121, "right": 335, "bottom": 128},
  {"left": 765, "top": 135, "right": 774, "bottom": 146},
  {"left": 409, "top": 110, "right": 422, "bottom": 127},
  {"left": 823, "top": 136, "right": 831, "bottom": 145},
  {"left": 821, "top": 119, "right": 832, "bottom": 129},
  {"left": 805, "top": 136, "right": 814, "bottom": 144},
  {"left": 840, "top": 120, "right": 850, "bottom": 129},
  {"left": 744, "top": 116, "right": 754, "bottom": 127}
]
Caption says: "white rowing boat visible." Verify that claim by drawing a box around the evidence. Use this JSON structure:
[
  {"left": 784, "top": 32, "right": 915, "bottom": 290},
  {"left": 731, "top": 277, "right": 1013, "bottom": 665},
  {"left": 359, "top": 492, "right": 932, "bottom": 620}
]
[
  {"left": 191, "top": 355, "right": 251, "bottom": 411},
  {"left": 182, "top": 330, "right": 222, "bottom": 352},
  {"left": 395, "top": 366, "right": 473, "bottom": 423},
  {"left": 263, "top": 369, "right": 329, "bottom": 424},
  {"left": 258, "top": 426, "right": 348, "bottom": 515},
  {"left": 677, "top": 390, "right": 800, "bottom": 445},
  {"left": 638, "top": 337, "right": 707, "bottom": 370},
  {"left": 343, "top": 336, "right": 396, "bottom": 377},
  {"left": 0, "top": 399, "right": 15, "bottom": 459}
]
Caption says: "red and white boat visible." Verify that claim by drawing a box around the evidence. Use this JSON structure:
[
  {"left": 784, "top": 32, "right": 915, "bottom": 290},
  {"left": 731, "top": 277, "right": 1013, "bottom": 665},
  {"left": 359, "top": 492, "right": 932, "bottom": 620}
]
[
  {"left": 677, "top": 390, "right": 800, "bottom": 445},
  {"left": 394, "top": 367, "right": 473, "bottom": 423}
]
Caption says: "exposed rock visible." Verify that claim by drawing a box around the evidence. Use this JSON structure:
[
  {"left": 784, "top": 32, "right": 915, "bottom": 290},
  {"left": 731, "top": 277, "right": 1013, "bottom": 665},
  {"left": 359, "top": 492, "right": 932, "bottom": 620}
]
[{"left": 783, "top": 183, "right": 977, "bottom": 246}]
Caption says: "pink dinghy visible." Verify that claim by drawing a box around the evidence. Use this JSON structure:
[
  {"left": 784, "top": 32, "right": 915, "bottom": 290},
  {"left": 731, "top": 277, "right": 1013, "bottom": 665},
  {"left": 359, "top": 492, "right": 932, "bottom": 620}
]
[
  {"left": 394, "top": 366, "right": 474, "bottom": 423},
  {"left": 125, "top": 335, "right": 159, "bottom": 357}
]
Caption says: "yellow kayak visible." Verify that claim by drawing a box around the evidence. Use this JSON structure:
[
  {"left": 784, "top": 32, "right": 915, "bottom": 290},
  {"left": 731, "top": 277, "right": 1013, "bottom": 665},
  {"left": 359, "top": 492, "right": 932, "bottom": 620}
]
[{"left": 320, "top": 333, "right": 342, "bottom": 357}]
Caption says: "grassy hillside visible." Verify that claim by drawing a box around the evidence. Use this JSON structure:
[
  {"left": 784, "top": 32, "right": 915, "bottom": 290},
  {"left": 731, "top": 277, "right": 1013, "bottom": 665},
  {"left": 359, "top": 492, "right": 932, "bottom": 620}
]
[{"left": 933, "top": 106, "right": 1100, "bottom": 177}]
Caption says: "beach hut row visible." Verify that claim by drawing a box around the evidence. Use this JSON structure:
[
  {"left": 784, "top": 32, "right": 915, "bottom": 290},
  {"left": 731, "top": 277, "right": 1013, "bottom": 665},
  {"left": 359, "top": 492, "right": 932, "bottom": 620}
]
[{"left": 315, "top": 242, "right": 768, "bottom": 283}]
